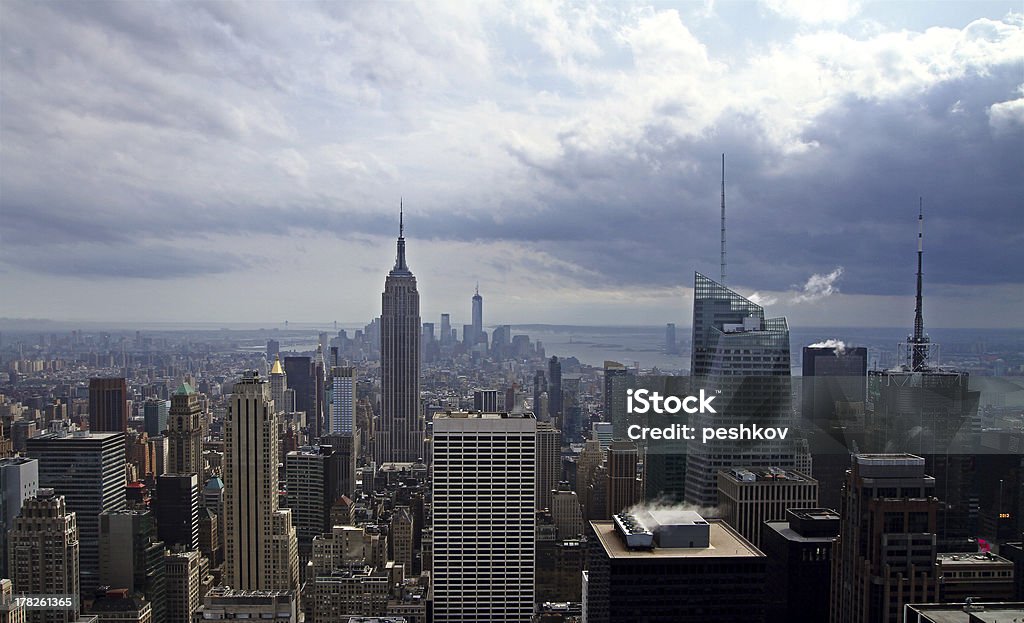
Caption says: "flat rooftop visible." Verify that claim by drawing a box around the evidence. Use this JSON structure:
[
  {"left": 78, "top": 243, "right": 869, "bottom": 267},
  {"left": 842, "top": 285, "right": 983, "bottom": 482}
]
[
  {"left": 906, "top": 603, "right": 1024, "bottom": 623},
  {"left": 936, "top": 552, "right": 1012, "bottom": 566},
  {"left": 720, "top": 467, "right": 814, "bottom": 483},
  {"left": 591, "top": 519, "right": 763, "bottom": 560}
]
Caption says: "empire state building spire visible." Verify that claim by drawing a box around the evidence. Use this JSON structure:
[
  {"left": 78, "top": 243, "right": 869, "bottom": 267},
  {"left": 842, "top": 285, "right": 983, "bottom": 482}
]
[
  {"left": 393, "top": 198, "right": 410, "bottom": 274},
  {"left": 377, "top": 202, "right": 423, "bottom": 464}
]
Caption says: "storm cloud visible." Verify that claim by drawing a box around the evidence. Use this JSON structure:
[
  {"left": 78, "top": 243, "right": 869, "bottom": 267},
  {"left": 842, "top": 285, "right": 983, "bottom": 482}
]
[{"left": 1, "top": 1, "right": 1021, "bottom": 324}]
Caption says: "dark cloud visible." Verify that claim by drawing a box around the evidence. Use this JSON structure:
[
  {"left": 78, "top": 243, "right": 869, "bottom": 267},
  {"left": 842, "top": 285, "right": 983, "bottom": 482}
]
[{"left": 0, "top": 1, "right": 1021, "bottom": 304}]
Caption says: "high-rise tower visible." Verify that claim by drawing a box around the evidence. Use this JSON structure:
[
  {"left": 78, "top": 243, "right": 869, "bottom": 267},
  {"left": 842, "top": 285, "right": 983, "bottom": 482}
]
[
  {"left": 376, "top": 206, "right": 424, "bottom": 465},
  {"left": 89, "top": 377, "right": 128, "bottom": 432},
  {"left": 471, "top": 284, "right": 483, "bottom": 346},
  {"left": 685, "top": 273, "right": 794, "bottom": 507},
  {"left": 167, "top": 382, "right": 204, "bottom": 477},
  {"left": 223, "top": 371, "right": 299, "bottom": 593}
]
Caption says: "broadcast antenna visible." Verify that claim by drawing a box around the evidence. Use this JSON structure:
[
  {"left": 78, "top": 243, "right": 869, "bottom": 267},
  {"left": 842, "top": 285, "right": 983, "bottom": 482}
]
[{"left": 720, "top": 153, "right": 726, "bottom": 285}]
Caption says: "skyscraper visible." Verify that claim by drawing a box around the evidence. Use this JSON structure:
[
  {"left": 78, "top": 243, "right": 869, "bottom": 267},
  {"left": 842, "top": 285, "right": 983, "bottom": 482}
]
[
  {"left": 602, "top": 361, "right": 632, "bottom": 440},
  {"left": 163, "top": 549, "right": 204, "bottom": 623},
  {"left": 684, "top": 272, "right": 794, "bottom": 507},
  {"left": 0, "top": 457, "right": 38, "bottom": 578},
  {"left": 536, "top": 422, "right": 561, "bottom": 512},
  {"left": 440, "top": 313, "right": 451, "bottom": 346},
  {"left": 98, "top": 509, "right": 166, "bottom": 623},
  {"left": 605, "top": 441, "right": 642, "bottom": 518},
  {"left": 547, "top": 356, "right": 562, "bottom": 423},
  {"left": 471, "top": 284, "right": 483, "bottom": 346},
  {"left": 376, "top": 209, "right": 424, "bottom": 465},
  {"left": 155, "top": 473, "right": 200, "bottom": 550},
  {"left": 283, "top": 356, "right": 314, "bottom": 427},
  {"left": 831, "top": 454, "right": 939, "bottom": 623},
  {"left": 327, "top": 366, "right": 355, "bottom": 435},
  {"left": 89, "top": 377, "right": 128, "bottom": 432},
  {"left": 26, "top": 431, "right": 126, "bottom": 594},
  {"left": 269, "top": 355, "right": 291, "bottom": 414},
  {"left": 142, "top": 398, "right": 169, "bottom": 438},
  {"left": 167, "top": 382, "right": 204, "bottom": 477},
  {"left": 432, "top": 411, "right": 536, "bottom": 622},
  {"left": 7, "top": 489, "right": 80, "bottom": 623},
  {"left": 223, "top": 371, "right": 299, "bottom": 593}
]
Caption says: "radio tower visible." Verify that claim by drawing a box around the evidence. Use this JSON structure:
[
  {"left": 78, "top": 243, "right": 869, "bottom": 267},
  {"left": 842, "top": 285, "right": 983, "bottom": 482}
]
[
  {"left": 720, "top": 153, "right": 726, "bottom": 285},
  {"left": 908, "top": 198, "right": 930, "bottom": 371}
]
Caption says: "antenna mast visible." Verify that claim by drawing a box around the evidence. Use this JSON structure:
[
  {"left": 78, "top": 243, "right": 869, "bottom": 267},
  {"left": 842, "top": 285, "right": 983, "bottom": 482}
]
[{"left": 720, "top": 153, "right": 726, "bottom": 285}]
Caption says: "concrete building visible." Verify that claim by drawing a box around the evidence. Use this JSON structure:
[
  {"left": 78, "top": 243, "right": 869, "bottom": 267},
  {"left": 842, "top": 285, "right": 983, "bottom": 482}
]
[
  {"left": 432, "top": 411, "right": 536, "bottom": 622},
  {"left": 166, "top": 383, "right": 204, "bottom": 477},
  {"left": 831, "top": 454, "right": 940, "bottom": 623},
  {"left": 761, "top": 508, "right": 840, "bottom": 623},
  {"left": 583, "top": 510, "right": 766, "bottom": 622},
  {"left": 535, "top": 422, "right": 560, "bottom": 512},
  {"left": 224, "top": 371, "right": 299, "bottom": 593},
  {"left": 935, "top": 552, "right": 1015, "bottom": 603},
  {"left": 717, "top": 467, "right": 819, "bottom": 548},
  {"left": 163, "top": 549, "right": 204, "bottom": 623},
  {"left": 605, "top": 441, "right": 641, "bottom": 519},
  {"left": 97, "top": 510, "right": 165, "bottom": 623},
  {"left": 0, "top": 457, "right": 38, "bottom": 578},
  {"left": 7, "top": 489, "right": 80, "bottom": 623},
  {"left": 89, "top": 378, "right": 128, "bottom": 433},
  {"left": 26, "top": 431, "right": 126, "bottom": 595}
]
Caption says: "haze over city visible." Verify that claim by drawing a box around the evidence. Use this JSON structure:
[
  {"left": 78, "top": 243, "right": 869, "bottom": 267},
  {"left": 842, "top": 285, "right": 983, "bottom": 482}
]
[{"left": 1, "top": 1, "right": 1022, "bottom": 327}]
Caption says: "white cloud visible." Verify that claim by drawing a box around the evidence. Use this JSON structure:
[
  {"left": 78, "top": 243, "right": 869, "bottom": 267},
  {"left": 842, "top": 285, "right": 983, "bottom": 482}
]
[
  {"left": 791, "top": 267, "right": 844, "bottom": 303},
  {"left": 989, "top": 94, "right": 1024, "bottom": 134},
  {"left": 762, "top": 0, "right": 861, "bottom": 24}
]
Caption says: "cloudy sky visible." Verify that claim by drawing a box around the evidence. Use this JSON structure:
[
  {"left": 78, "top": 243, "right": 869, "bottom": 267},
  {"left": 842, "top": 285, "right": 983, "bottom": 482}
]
[{"left": 1, "top": 1, "right": 1022, "bottom": 328}]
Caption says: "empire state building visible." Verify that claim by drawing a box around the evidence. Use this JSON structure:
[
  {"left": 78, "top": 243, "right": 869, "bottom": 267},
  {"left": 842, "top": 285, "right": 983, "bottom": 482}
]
[{"left": 375, "top": 208, "right": 424, "bottom": 464}]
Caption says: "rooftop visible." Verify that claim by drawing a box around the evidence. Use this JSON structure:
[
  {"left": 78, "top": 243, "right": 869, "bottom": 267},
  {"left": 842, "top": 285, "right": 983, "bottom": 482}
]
[
  {"left": 591, "top": 519, "right": 762, "bottom": 560},
  {"left": 721, "top": 467, "right": 814, "bottom": 483}
]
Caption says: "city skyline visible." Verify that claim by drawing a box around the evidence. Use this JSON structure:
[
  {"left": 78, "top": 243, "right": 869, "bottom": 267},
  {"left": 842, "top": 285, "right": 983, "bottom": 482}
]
[{"left": 1, "top": 1, "right": 1022, "bottom": 328}]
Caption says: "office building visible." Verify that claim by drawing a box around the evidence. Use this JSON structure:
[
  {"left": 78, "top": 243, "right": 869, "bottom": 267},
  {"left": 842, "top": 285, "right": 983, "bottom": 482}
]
[
  {"left": 0, "top": 457, "right": 38, "bottom": 578},
  {"left": 224, "top": 372, "right": 300, "bottom": 593},
  {"left": 717, "top": 467, "right": 819, "bottom": 548},
  {"left": 327, "top": 367, "right": 355, "bottom": 435},
  {"left": 547, "top": 357, "right": 561, "bottom": 423},
  {"left": 602, "top": 362, "right": 632, "bottom": 441},
  {"left": 142, "top": 399, "right": 169, "bottom": 439},
  {"left": 685, "top": 272, "right": 794, "bottom": 507},
  {"left": 440, "top": 313, "right": 451, "bottom": 346},
  {"left": 904, "top": 602, "right": 1024, "bottom": 623},
  {"left": 167, "top": 382, "right": 204, "bottom": 477},
  {"left": 7, "top": 489, "right": 80, "bottom": 623},
  {"left": 89, "top": 378, "right": 128, "bottom": 433},
  {"left": 584, "top": 510, "right": 766, "bottom": 622},
  {"left": 164, "top": 549, "right": 204, "bottom": 623},
  {"left": 761, "top": 508, "right": 840, "bottom": 623},
  {"left": 535, "top": 422, "right": 560, "bottom": 512},
  {"left": 270, "top": 356, "right": 293, "bottom": 414},
  {"left": 284, "top": 355, "right": 315, "bottom": 437},
  {"left": 155, "top": 473, "right": 200, "bottom": 550},
  {"left": 267, "top": 340, "right": 280, "bottom": 362},
  {"left": 472, "top": 389, "right": 500, "bottom": 413},
  {"left": 285, "top": 446, "right": 351, "bottom": 564},
  {"left": 87, "top": 589, "right": 152, "bottom": 623},
  {"left": 26, "top": 431, "right": 126, "bottom": 594},
  {"left": 390, "top": 506, "right": 414, "bottom": 573},
  {"left": 98, "top": 510, "right": 165, "bottom": 623},
  {"left": 471, "top": 285, "right": 483, "bottom": 346},
  {"left": 801, "top": 344, "right": 868, "bottom": 511},
  {"left": 831, "top": 454, "right": 940, "bottom": 623},
  {"left": 935, "top": 552, "right": 1015, "bottom": 603},
  {"left": 432, "top": 411, "right": 536, "bottom": 622},
  {"left": 664, "top": 323, "right": 678, "bottom": 355},
  {"left": 376, "top": 212, "right": 424, "bottom": 465},
  {"left": 550, "top": 483, "right": 583, "bottom": 540},
  {"left": 0, "top": 578, "right": 26, "bottom": 623},
  {"left": 605, "top": 441, "right": 641, "bottom": 519}
]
